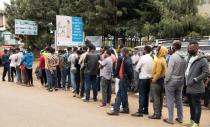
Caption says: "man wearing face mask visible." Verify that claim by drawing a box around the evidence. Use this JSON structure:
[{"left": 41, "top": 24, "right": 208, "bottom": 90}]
[
  {"left": 185, "top": 41, "right": 209, "bottom": 127},
  {"left": 163, "top": 41, "right": 187, "bottom": 124}
]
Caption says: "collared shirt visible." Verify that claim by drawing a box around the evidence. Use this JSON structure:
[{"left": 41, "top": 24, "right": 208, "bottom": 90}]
[
  {"left": 135, "top": 54, "right": 153, "bottom": 79},
  {"left": 100, "top": 56, "right": 113, "bottom": 80}
]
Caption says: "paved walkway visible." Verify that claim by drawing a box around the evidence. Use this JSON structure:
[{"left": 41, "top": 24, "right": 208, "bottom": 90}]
[{"left": 0, "top": 70, "right": 210, "bottom": 127}]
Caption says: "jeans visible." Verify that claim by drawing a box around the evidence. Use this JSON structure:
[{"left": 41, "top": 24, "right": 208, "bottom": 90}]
[
  {"left": 165, "top": 80, "right": 184, "bottom": 121},
  {"left": 67, "top": 68, "right": 71, "bottom": 87},
  {"left": 2, "top": 66, "right": 10, "bottom": 81},
  {"left": 113, "top": 79, "right": 129, "bottom": 113},
  {"left": 85, "top": 75, "right": 97, "bottom": 100},
  {"left": 10, "top": 67, "right": 16, "bottom": 82},
  {"left": 26, "top": 68, "right": 33, "bottom": 85},
  {"left": 132, "top": 70, "right": 139, "bottom": 91},
  {"left": 80, "top": 69, "right": 85, "bottom": 97},
  {"left": 56, "top": 66, "right": 61, "bottom": 88},
  {"left": 151, "top": 78, "right": 164, "bottom": 117},
  {"left": 101, "top": 77, "right": 112, "bottom": 105},
  {"left": 46, "top": 70, "right": 57, "bottom": 90},
  {"left": 138, "top": 79, "right": 151, "bottom": 113},
  {"left": 188, "top": 93, "right": 202, "bottom": 124},
  {"left": 40, "top": 69, "right": 47, "bottom": 85},
  {"left": 70, "top": 71, "right": 77, "bottom": 91},
  {"left": 204, "top": 82, "right": 210, "bottom": 107},
  {"left": 61, "top": 68, "right": 68, "bottom": 88},
  {"left": 16, "top": 66, "right": 22, "bottom": 83}
]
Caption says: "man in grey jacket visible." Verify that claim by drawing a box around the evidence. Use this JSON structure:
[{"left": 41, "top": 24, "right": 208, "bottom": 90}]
[
  {"left": 185, "top": 41, "right": 209, "bottom": 127},
  {"left": 163, "top": 41, "right": 187, "bottom": 124}
]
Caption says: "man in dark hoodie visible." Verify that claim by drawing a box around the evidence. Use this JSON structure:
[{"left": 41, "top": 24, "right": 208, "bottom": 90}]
[
  {"left": 2, "top": 49, "right": 10, "bottom": 81},
  {"left": 185, "top": 41, "right": 209, "bottom": 127},
  {"left": 163, "top": 41, "right": 187, "bottom": 124}
]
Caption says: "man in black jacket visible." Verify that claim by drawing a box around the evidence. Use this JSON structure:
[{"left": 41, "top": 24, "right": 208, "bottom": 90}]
[
  {"left": 107, "top": 47, "right": 133, "bottom": 116},
  {"left": 2, "top": 49, "right": 10, "bottom": 82}
]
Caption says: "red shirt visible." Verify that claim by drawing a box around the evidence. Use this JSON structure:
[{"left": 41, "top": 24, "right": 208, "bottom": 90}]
[{"left": 39, "top": 55, "right": 45, "bottom": 69}]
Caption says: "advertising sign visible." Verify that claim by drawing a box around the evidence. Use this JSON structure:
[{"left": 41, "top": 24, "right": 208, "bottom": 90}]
[
  {"left": 15, "top": 19, "right": 38, "bottom": 35},
  {"left": 56, "top": 15, "right": 84, "bottom": 46}
]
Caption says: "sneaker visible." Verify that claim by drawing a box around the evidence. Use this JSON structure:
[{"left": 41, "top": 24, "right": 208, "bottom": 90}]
[
  {"left": 182, "top": 120, "right": 194, "bottom": 126},
  {"left": 107, "top": 111, "right": 119, "bottom": 116},
  {"left": 191, "top": 123, "right": 199, "bottom": 127}
]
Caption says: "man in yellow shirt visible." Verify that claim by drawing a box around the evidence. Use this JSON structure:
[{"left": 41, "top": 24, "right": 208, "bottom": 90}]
[{"left": 149, "top": 46, "right": 168, "bottom": 119}]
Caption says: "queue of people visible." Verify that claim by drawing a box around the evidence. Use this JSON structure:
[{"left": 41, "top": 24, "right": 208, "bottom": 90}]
[
  {"left": 1, "top": 41, "right": 210, "bottom": 127},
  {"left": 1, "top": 47, "right": 34, "bottom": 86}
]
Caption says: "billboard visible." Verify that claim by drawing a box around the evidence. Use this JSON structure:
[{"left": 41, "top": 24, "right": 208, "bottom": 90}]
[
  {"left": 56, "top": 15, "right": 84, "bottom": 46},
  {"left": 15, "top": 19, "right": 38, "bottom": 35}
]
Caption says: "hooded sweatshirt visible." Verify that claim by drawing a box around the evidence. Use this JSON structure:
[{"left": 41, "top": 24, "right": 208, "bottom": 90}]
[
  {"left": 152, "top": 46, "right": 168, "bottom": 82},
  {"left": 22, "top": 52, "right": 34, "bottom": 69},
  {"left": 185, "top": 53, "right": 209, "bottom": 94},
  {"left": 165, "top": 50, "right": 187, "bottom": 82}
]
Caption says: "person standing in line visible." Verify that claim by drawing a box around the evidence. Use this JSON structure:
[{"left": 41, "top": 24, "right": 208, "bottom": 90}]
[
  {"left": 2, "top": 49, "right": 11, "bottom": 82},
  {"left": 68, "top": 47, "right": 78, "bottom": 96},
  {"left": 149, "top": 46, "right": 168, "bottom": 119},
  {"left": 9, "top": 49, "right": 17, "bottom": 82},
  {"left": 15, "top": 48, "right": 23, "bottom": 84},
  {"left": 45, "top": 48, "right": 59, "bottom": 92},
  {"left": 163, "top": 41, "right": 187, "bottom": 124},
  {"left": 22, "top": 48, "right": 34, "bottom": 86},
  {"left": 107, "top": 47, "right": 133, "bottom": 116},
  {"left": 57, "top": 50, "right": 63, "bottom": 88},
  {"left": 131, "top": 48, "right": 140, "bottom": 92},
  {"left": 204, "top": 54, "right": 210, "bottom": 109},
  {"left": 61, "top": 50, "right": 69, "bottom": 90},
  {"left": 83, "top": 44, "right": 99, "bottom": 102},
  {"left": 185, "top": 41, "right": 209, "bottom": 127},
  {"left": 79, "top": 46, "right": 88, "bottom": 98},
  {"left": 131, "top": 46, "right": 153, "bottom": 117},
  {"left": 39, "top": 51, "right": 47, "bottom": 86},
  {"left": 98, "top": 49, "right": 113, "bottom": 107}
]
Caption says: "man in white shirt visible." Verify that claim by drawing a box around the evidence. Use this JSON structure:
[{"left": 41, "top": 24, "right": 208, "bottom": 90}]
[
  {"left": 131, "top": 45, "right": 153, "bottom": 117},
  {"left": 9, "top": 49, "right": 17, "bottom": 82},
  {"left": 15, "top": 48, "right": 23, "bottom": 84}
]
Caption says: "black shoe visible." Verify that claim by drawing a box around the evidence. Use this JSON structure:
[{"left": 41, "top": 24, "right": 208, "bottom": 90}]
[
  {"left": 175, "top": 118, "right": 183, "bottom": 123},
  {"left": 2, "top": 79, "right": 5, "bottom": 81},
  {"left": 107, "top": 111, "right": 119, "bottom": 116},
  {"left": 83, "top": 99, "right": 89, "bottom": 102},
  {"left": 142, "top": 111, "right": 149, "bottom": 115},
  {"left": 93, "top": 99, "right": 98, "bottom": 102},
  {"left": 120, "top": 110, "right": 130, "bottom": 114},
  {"left": 48, "top": 89, "right": 53, "bottom": 92},
  {"left": 131, "top": 112, "right": 143, "bottom": 117},
  {"left": 148, "top": 115, "right": 161, "bottom": 119}
]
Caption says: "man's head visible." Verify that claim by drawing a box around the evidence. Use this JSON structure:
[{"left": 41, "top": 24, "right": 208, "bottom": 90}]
[
  {"left": 172, "top": 40, "right": 182, "bottom": 52},
  {"left": 4, "top": 49, "right": 8, "bottom": 54},
  {"left": 144, "top": 45, "right": 152, "bottom": 54},
  {"left": 89, "top": 44, "right": 95, "bottom": 51},
  {"left": 67, "top": 47, "right": 72, "bottom": 52},
  {"left": 104, "top": 49, "right": 111, "bottom": 58},
  {"left": 16, "top": 48, "right": 20, "bottom": 53},
  {"left": 50, "top": 48, "right": 55, "bottom": 54},
  {"left": 121, "top": 47, "right": 129, "bottom": 57},
  {"left": 46, "top": 47, "right": 51, "bottom": 53},
  {"left": 188, "top": 41, "right": 199, "bottom": 56},
  {"left": 82, "top": 46, "right": 88, "bottom": 52},
  {"left": 73, "top": 47, "right": 78, "bottom": 52}
]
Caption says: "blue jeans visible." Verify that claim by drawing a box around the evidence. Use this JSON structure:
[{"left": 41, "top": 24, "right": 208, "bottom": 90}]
[
  {"left": 46, "top": 70, "right": 57, "bottom": 90},
  {"left": 138, "top": 79, "right": 151, "bottom": 113},
  {"left": 113, "top": 79, "right": 129, "bottom": 112},
  {"left": 67, "top": 68, "right": 71, "bottom": 86},
  {"left": 61, "top": 68, "right": 68, "bottom": 88},
  {"left": 70, "top": 71, "right": 77, "bottom": 91},
  {"left": 85, "top": 75, "right": 97, "bottom": 100}
]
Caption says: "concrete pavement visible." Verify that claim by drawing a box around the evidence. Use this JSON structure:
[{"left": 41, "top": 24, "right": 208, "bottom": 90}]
[{"left": 0, "top": 72, "right": 210, "bottom": 127}]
